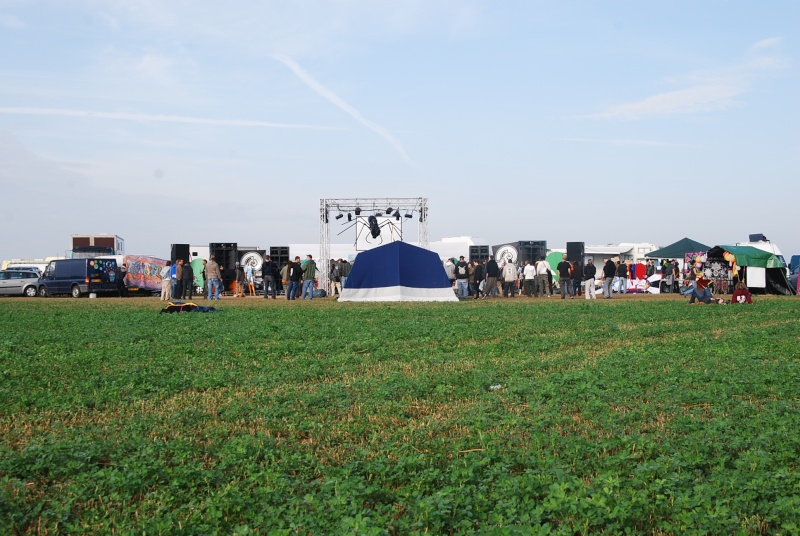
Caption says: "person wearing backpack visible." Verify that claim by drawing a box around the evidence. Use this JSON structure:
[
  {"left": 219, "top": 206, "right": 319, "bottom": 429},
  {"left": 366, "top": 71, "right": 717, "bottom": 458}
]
[{"left": 455, "top": 255, "right": 470, "bottom": 298}]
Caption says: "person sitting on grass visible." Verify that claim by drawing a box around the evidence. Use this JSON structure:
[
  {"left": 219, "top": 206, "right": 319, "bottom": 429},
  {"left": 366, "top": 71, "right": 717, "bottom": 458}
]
[{"left": 731, "top": 281, "right": 753, "bottom": 304}]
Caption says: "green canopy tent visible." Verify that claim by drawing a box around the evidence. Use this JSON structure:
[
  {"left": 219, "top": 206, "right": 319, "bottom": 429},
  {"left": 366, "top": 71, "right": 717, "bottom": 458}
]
[
  {"left": 546, "top": 252, "right": 563, "bottom": 282},
  {"left": 190, "top": 258, "right": 206, "bottom": 293},
  {"left": 707, "top": 245, "right": 792, "bottom": 295},
  {"left": 646, "top": 237, "right": 710, "bottom": 259}
]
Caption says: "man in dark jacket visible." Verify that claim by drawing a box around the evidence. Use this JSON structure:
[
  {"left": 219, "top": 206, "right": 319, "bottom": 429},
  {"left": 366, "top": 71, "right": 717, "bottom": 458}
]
[
  {"left": 556, "top": 254, "right": 573, "bottom": 299},
  {"left": 471, "top": 260, "right": 485, "bottom": 299},
  {"left": 484, "top": 255, "right": 500, "bottom": 298},
  {"left": 338, "top": 259, "right": 352, "bottom": 288},
  {"left": 571, "top": 261, "right": 583, "bottom": 298},
  {"left": 286, "top": 256, "right": 303, "bottom": 301},
  {"left": 262, "top": 255, "right": 278, "bottom": 299},
  {"left": 602, "top": 258, "right": 616, "bottom": 299},
  {"left": 616, "top": 260, "right": 628, "bottom": 295},
  {"left": 181, "top": 260, "right": 194, "bottom": 299}
]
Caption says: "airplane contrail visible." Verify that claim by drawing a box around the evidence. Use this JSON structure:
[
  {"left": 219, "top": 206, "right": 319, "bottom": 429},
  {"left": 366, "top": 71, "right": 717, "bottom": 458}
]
[{"left": 273, "top": 55, "right": 412, "bottom": 164}]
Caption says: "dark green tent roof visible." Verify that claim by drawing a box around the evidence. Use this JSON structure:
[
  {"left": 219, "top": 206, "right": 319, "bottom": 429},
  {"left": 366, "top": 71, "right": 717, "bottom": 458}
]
[
  {"left": 646, "top": 237, "right": 710, "bottom": 259},
  {"left": 710, "top": 245, "right": 785, "bottom": 269}
]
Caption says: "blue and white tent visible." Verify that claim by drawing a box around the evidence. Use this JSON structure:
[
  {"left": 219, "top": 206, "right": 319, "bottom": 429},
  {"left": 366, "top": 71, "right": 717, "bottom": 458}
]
[{"left": 338, "top": 241, "right": 458, "bottom": 302}]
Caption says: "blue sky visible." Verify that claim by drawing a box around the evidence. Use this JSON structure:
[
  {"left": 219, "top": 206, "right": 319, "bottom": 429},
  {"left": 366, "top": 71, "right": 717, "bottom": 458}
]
[{"left": 1, "top": 1, "right": 798, "bottom": 260}]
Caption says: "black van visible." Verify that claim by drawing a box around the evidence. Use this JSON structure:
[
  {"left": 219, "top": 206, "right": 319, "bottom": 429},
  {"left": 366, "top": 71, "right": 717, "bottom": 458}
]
[{"left": 38, "top": 258, "right": 119, "bottom": 298}]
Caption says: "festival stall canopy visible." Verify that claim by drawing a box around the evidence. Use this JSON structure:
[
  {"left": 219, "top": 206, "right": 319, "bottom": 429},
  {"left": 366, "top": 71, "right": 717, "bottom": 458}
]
[
  {"left": 646, "top": 237, "right": 710, "bottom": 259},
  {"left": 338, "top": 241, "right": 458, "bottom": 302},
  {"left": 707, "top": 245, "right": 792, "bottom": 295}
]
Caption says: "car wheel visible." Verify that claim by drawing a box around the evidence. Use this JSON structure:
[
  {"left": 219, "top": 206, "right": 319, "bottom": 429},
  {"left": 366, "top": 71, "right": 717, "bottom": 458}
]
[
  {"left": 24, "top": 285, "right": 37, "bottom": 297},
  {"left": 71, "top": 285, "right": 82, "bottom": 298},
  {"left": 38, "top": 286, "right": 48, "bottom": 297}
]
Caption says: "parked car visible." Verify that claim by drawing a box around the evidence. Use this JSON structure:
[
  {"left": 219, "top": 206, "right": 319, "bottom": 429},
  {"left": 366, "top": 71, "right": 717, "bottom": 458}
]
[
  {"left": 790, "top": 264, "right": 799, "bottom": 294},
  {"left": 0, "top": 269, "right": 40, "bottom": 297},
  {"left": 38, "top": 258, "right": 119, "bottom": 298}
]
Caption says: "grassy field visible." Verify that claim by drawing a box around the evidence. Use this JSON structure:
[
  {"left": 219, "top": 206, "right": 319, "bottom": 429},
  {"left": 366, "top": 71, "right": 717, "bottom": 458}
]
[{"left": 1, "top": 295, "right": 800, "bottom": 534}]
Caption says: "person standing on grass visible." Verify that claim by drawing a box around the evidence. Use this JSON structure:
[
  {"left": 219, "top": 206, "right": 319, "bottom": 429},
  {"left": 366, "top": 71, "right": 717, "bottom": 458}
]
[
  {"left": 181, "top": 260, "right": 194, "bottom": 300},
  {"left": 485, "top": 255, "right": 500, "bottom": 298},
  {"left": 571, "top": 260, "right": 583, "bottom": 298},
  {"left": 329, "top": 260, "right": 342, "bottom": 297},
  {"left": 205, "top": 256, "right": 223, "bottom": 300},
  {"left": 557, "top": 255, "right": 573, "bottom": 299},
  {"left": 583, "top": 258, "right": 597, "bottom": 300},
  {"left": 455, "top": 255, "right": 470, "bottom": 298},
  {"left": 201, "top": 259, "right": 208, "bottom": 297},
  {"left": 160, "top": 260, "right": 173, "bottom": 301},
  {"left": 302, "top": 254, "right": 317, "bottom": 299},
  {"left": 338, "top": 258, "right": 351, "bottom": 289},
  {"left": 471, "top": 260, "right": 485, "bottom": 299},
  {"left": 602, "top": 258, "right": 616, "bottom": 299},
  {"left": 261, "top": 255, "right": 278, "bottom": 299},
  {"left": 246, "top": 263, "right": 256, "bottom": 296},
  {"left": 616, "top": 260, "right": 628, "bottom": 295},
  {"left": 523, "top": 259, "right": 536, "bottom": 297},
  {"left": 234, "top": 262, "right": 246, "bottom": 297},
  {"left": 501, "top": 260, "right": 517, "bottom": 298},
  {"left": 443, "top": 257, "right": 456, "bottom": 290},
  {"left": 534, "top": 256, "right": 551, "bottom": 297},
  {"left": 286, "top": 257, "right": 302, "bottom": 301}
]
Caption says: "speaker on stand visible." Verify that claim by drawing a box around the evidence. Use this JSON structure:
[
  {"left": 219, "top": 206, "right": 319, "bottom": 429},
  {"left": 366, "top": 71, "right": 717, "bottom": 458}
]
[
  {"left": 567, "top": 242, "right": 585, "bottom": 266},
  {"left": 171, "top": 244, "right": 190, "bottom": 264}
]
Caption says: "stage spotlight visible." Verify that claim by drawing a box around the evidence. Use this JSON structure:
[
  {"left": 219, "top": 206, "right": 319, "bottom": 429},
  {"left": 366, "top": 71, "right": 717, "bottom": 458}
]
[
  {"left": 355, "top": 207, "right": 361, "bottom": 215},
  {"left": 347, "top": 213, "right": 352, "bottom": 221},
  {"left": 404, "top": 212, "right": 413, "bottom": 219},
  {"left": 335, "top": 213, "right": 344, "bottom": 220},
  {"left": 368, "top": 215, "right": 381, "bottom": 238},
  {"left": 393, "top": 209, "right": 401, "bottom": 220},
  {"left": 375, "top": 211, "right": 382, "bottom": 216},
  {"left": 386, "top": 206, "right": 393, "bottom": 213}
]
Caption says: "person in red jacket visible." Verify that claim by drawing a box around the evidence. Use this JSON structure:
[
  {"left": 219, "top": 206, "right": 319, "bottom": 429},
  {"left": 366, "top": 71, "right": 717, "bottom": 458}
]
[{"left": 731, "top": 281, "right": 753, "bottom": 304}]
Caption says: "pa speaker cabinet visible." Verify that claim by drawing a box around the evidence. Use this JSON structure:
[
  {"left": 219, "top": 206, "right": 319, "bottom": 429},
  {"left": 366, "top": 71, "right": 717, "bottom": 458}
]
[
  {"left": 171, "top": 243, "right": 190, "bottom": 263},
  {"left": 269, "top": 246, "right": 290, "bottom": 267},
  {"left": 567, "top": 242, "right": 585, "bottom": 265},
  {"left": 469, "top": 245, "right": 491, "bottom": 263},
  {"left": 518, "top": 240, "right": 547, "bottom": 263}
]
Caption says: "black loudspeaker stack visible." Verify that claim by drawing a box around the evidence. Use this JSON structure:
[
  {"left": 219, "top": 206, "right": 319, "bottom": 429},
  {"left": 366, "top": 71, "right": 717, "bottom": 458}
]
[
  {"left": 469, "top": 245, "right": 491, "bottom": 263},
  {"left": 517, "top": 240, "right": 547, "bottom": 263},
  {"left": 210, "top": 243, "right": 237, "bottom": 288},
  {"left": 566, "top": 242, "right": 585, "bottom": 265},
  {"left": 269, "top": 246, "right": 290, "bottom": 268},
  {"left": 171, "top": 243, "right": 190, "bottom": 263}
]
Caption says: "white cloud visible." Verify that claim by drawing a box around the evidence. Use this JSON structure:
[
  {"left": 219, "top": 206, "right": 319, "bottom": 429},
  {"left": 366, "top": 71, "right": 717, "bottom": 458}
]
[
  {"left": 274, "top": 55, "right": 413, "bottom": 164},
  {"left": 586, "top": 38, "right": 786, "bottom": 120},
  {"left": 587, "top": 84, "right": 743, "bottom": 120},
  {"left": 0, "top": 13, "right": 24, "bottom": 28},
  {"left": 0, "top": 107, "right": 339, "bottom": 129}
]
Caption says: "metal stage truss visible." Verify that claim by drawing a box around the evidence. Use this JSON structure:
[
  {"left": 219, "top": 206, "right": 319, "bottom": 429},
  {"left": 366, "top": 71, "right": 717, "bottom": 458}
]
[{"left": 319, "top": 197, "right": 429, "bottom": 293}]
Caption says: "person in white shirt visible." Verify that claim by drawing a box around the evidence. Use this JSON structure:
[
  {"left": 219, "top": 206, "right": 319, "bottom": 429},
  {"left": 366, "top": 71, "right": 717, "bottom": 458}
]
[
  {"left": 523, "top": 260, "right": 537, "bottom": 297},
  {"left": 534, "top": 256, "right": 552, "bottom": 297}
]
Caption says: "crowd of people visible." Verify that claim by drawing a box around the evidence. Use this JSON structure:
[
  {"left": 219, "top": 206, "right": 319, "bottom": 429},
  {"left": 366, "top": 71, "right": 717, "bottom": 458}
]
[
  {"left": 436, "top": 255, "right": 753, "bottom": 305},
  {"left": 153, "top": 251, "right": 752, "bottom": 306}
]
